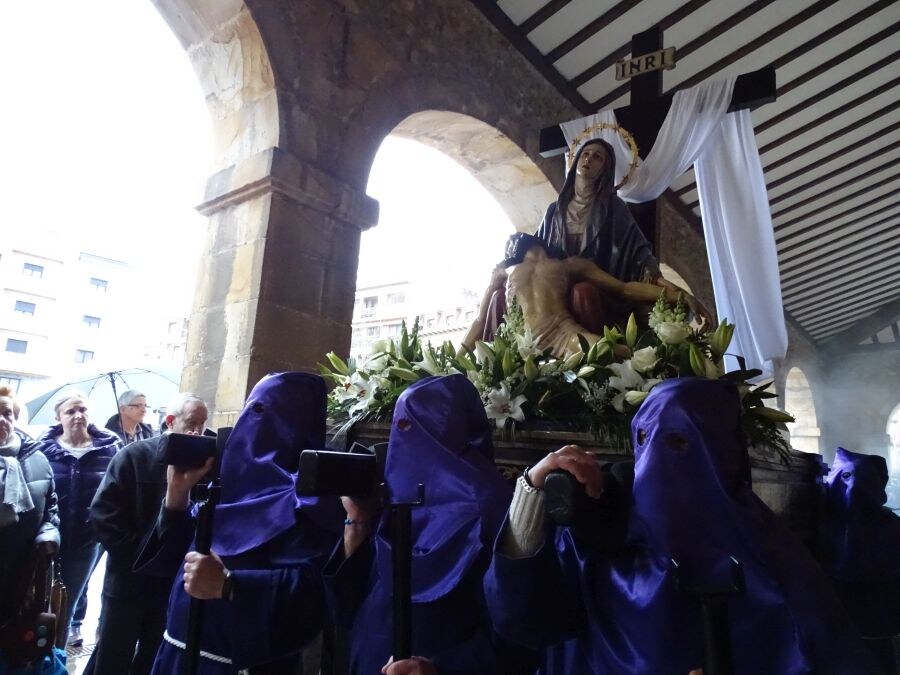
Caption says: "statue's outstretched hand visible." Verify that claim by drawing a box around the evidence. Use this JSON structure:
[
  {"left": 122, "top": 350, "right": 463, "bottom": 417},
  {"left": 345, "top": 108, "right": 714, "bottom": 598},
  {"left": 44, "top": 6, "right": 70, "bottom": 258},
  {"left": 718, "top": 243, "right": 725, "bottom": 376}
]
[{"left": 685, "top": 294, "right": 713, "bottom": 333}]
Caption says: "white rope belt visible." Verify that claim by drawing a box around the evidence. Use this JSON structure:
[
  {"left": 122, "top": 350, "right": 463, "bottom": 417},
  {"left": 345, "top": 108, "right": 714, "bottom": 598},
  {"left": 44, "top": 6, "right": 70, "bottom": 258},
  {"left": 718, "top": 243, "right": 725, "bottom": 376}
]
[{"left": 163, "top": 630, "right": 233, "bottom": 665}]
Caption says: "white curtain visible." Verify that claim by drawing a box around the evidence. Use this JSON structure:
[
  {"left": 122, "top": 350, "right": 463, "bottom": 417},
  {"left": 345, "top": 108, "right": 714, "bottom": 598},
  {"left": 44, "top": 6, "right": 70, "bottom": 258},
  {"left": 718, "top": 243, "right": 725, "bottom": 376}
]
[{"left": 559, "top": 78, "right": 787, "bottom": 376}]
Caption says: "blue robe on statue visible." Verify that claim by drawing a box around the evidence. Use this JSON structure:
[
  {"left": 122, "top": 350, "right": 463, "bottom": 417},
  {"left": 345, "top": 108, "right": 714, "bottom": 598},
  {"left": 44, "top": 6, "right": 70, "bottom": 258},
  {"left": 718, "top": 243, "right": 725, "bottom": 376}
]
[
  {"left": 323, "top": 374, "right": 537, "bottom": 675},
  {"left": 485, "top": 378, "right": 874, "bottom": 675},
  {"left": 135, "top": 372, "right": 342, "bottom": 674}
]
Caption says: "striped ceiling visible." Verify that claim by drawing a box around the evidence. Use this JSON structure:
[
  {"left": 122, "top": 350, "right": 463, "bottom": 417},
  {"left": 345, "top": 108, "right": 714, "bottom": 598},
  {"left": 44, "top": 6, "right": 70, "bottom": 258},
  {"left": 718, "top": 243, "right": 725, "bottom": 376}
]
[{"left": 472, "top": 0, "right": 900, "bottom": 351}]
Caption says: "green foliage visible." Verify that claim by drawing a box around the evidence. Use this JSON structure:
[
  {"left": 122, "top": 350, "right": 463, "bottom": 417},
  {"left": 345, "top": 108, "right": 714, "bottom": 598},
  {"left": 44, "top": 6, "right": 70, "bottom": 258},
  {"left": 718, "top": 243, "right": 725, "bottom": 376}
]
[{"left": 322, "top": 302, "right": 794, "bottom": 462}]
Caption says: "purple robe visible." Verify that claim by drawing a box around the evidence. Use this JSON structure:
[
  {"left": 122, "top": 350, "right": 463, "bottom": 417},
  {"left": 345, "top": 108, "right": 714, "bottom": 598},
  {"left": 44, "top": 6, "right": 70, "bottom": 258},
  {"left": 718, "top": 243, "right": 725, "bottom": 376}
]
[
  {"left": 137, "top": 372, "right": 341, "bottom": 673},
  {"left": 820, "top": 447, "right": 900, "bottom": 638},
  {"left": 324, "top": 374, "right": 536, "bottom": 674},
  {"left": 486, "top": 377, "right": 874, "bottom": 674}
]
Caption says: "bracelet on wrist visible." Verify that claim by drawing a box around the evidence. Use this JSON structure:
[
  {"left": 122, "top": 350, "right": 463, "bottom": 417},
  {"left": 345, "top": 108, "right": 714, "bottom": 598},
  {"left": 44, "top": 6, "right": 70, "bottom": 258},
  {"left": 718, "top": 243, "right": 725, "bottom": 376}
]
[
  {"left": 344, "top": 518, "right": 371, "bottom": 527},
  {"left": 520, "top": 469, "right": 542, "bottom": 494}
]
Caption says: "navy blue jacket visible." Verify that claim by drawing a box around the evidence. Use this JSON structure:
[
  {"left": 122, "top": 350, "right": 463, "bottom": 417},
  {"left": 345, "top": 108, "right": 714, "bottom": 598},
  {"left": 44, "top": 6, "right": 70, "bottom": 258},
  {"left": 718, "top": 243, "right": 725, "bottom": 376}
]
[{"left": 37, "top": 424, "right": 120, "bottom": 553}]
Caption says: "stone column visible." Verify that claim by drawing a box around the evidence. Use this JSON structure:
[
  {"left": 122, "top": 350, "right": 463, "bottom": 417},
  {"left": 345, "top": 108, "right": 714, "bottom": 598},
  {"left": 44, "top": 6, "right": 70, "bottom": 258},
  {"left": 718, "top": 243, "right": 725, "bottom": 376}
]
[{"left": 183, "top": 147, "right": 378, "bottom": 426}]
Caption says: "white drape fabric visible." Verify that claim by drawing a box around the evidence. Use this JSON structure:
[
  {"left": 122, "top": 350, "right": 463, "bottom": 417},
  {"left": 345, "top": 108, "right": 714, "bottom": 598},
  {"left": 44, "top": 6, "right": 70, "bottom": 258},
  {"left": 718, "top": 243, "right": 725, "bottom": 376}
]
[{"left": 559, "top": 78, "right": 787, "bottom": 375}]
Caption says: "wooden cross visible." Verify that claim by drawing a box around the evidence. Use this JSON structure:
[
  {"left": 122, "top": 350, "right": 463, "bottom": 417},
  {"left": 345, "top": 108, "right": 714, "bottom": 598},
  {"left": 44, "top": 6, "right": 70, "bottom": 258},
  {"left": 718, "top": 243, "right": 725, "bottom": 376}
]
[{"left": 539, "top": 26, "right": 776, "bottom": 248}]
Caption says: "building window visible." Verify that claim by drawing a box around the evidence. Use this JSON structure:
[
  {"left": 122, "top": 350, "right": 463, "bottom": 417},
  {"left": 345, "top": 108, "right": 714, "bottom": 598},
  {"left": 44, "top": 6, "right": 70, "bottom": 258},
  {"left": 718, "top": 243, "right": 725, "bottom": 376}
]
[
  {"left": 83, "top": 315, "right": 101, "bottom": 328},
  {"left": 385, "top": 323, "right": 402, "bottom": 336},
  {"left": 14, "top": 300, "right": 36, "bottom": 316},
  {"left": 23, "top": 263, "right": 44, "bottom": 278},
  {"left": 366, "top": 326, "right": 381, "bottom": 338},
  {"left": 361, "top": 296, "right": 378, "bottom": 318},
  {"left": 89, "top": 277, "right": 108, "bottom": 292},
  {"left": 387, "top": 293, "right": 406, "bottom": 305},
  {"left": 75, "top": 349, "right": 94, "bottom": 363},
  {"left": 5, "top": 339, "right": 27, "bottom": 354},
  {"left": 0, "top": 376, "right": 21, "bottom": 393}
]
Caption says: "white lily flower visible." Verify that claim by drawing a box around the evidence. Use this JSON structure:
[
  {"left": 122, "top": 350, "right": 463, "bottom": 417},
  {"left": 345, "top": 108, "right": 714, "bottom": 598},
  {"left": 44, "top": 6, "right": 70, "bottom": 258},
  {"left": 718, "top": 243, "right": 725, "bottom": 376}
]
[
  {"left": 365, "top": 354, "right": 389, "bottom": 373},
  {"left": 484, "top": 382, "right": 527, "bottom": 429},
  {"left": 415, "top": 350, "right": 442, "bottom": 376},
  {"left": 655, "top": 321, "right": 691, "bottom": 345},
  {"left": 343, "top": 372, "right": 378, "bottom": 414},
  {"left": 369, "top": 339, "right": 389, "bottom": 355},
  {"left": 607, "top": 360, "right": 644, "bottom": 392},
  {"left": 474, "top": 341, "right": 495, "bottom": 364},
  {"left": 631, "top": 346, "right": 659, "bottom": 373},
  {"left": 515, "top": 327, "right": 543, "bottom": 360},
  {"left": 624, "top": 390, "right": 649, "bottom": 407}
]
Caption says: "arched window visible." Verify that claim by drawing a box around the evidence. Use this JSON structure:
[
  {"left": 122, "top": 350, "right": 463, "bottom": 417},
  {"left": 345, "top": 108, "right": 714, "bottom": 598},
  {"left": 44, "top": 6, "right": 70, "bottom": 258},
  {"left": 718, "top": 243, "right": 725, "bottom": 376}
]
[
  {"left": 887, "top": 402, "right": 900, "bottom": 475},
  {"left": 784, "top": 366, "right": 821, "bottom": 454}
]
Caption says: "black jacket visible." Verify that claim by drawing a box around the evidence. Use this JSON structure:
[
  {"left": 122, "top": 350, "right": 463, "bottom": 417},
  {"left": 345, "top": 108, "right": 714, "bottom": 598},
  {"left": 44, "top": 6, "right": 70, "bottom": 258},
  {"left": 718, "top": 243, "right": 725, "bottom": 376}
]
[
  {"left": 104, "top": 414, "right": 154, "bottom": 446},
  {"left": 0, "top": 431, "right": 60, "bottom": 624},
  {"left": 89, "top": 435, "right": 173, "bottom": 601}
]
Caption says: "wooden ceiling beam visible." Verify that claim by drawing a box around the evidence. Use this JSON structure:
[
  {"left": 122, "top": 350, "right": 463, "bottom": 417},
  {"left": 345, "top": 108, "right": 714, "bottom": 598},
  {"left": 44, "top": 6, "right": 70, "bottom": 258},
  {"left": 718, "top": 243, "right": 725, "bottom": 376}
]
[
  {"left": 519, "top": 0, "right": 572, "bottom": 35},
  {"left": 547, "top": 0, "right": 648, "bottom": 64},
  {"left": 783, "top": 248, "right": 900, "bottom": 295},
  {"left": 794, "top": 284, "right": 900, "bottom": 320},
  {"left": 776, "top": 19, "right": 900, "bottom": 99},
  {"left": 664, "top": 0, "right": 846, "bottom": 99},
  {"left": 468, "top": 0, "right": 592, "bottom": 114},
  {"left": 568, "top": 0, "right": 709, "bottom": 89},
  {"left": 780, "top": 221, "right": 899, "bottom": 281},
  {"left": 774, "top": 170, "right": 900, "bottom": 231},
  {"left": 757, "top": 51, "right": 900, "bottom": 133},
  {"left": 590, "top": 0, "right": 788, "bottom": 108},
  {"left": 816, "top": 297, "right": 900, "bottom": 348},
  {"left": 766, "top": 118, "right": 900, "bottom": 186},
  {"left": 769, "top": 156, "right": 900, "bottom": 216},
  {"left": 777, "top": 199, "right": 900, "bottom": 254}
]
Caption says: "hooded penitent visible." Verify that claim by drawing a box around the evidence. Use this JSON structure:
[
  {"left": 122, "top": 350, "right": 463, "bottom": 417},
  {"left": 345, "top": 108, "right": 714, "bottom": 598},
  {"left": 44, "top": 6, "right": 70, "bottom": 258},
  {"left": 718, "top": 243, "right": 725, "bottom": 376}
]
[
  {"left": 819, "top": 446, "right": 900, "bottom": 637},
  {"left": 374, "top": 374, "right": 511, "bottom": 602},
  {"left": 564, "top": 377, "right": 871, "bottom": 674},
  {"left": 213, "top": 371, "right": 332, "bottom": 557}
]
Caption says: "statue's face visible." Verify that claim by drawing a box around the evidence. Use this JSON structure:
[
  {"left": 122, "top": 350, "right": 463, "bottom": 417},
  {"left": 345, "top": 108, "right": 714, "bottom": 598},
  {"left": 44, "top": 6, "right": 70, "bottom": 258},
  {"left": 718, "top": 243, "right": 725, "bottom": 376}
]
[{"left": 575, "top": 143, "right": 609, "bottom": 183}]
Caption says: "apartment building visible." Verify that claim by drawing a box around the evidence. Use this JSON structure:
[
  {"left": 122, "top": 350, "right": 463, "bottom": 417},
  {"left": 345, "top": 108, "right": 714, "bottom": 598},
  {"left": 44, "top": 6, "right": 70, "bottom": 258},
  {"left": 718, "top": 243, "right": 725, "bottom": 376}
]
[{"left": 0, "top": 241, "right": 135, "bottom": 396}]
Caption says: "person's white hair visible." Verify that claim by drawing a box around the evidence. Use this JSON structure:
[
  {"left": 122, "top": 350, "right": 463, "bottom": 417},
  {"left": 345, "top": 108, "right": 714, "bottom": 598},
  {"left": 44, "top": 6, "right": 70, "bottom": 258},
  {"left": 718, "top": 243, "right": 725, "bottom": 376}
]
[
  {"left": 166, "top": 392, "right": 206, "bottom": 419},
  {"left": 117, "top": 389, "right": 145, "bottom": 407}
]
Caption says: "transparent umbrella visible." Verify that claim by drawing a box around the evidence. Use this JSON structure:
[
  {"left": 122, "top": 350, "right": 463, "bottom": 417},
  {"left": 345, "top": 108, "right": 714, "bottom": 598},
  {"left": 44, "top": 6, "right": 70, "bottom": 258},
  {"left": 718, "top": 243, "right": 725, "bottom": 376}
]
[{"left": 24, "top": 365, "right": 181, "bottom": 431}]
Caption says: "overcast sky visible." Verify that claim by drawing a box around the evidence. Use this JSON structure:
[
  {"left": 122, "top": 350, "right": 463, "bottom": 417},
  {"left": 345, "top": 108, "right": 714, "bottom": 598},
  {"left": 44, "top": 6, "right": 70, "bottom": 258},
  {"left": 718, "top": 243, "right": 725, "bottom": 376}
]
[{"left": 1, "top": 1, "right": 515, "bottom": 328}]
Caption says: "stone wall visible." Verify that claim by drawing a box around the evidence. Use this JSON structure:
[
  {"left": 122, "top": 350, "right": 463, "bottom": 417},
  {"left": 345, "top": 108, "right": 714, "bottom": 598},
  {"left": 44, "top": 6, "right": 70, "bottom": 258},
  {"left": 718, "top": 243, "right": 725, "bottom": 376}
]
[{"left": 657, "top": 193, "right": 716, "bottom": 319}]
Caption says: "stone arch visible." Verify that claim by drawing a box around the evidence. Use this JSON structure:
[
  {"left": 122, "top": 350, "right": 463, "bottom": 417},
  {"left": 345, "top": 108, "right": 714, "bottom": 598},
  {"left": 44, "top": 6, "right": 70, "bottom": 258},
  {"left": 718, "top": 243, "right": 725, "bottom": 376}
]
[
  {"left": 151, "top": 1, "right": 292, "bottom": 423},
  {"left": 784, "top": 366, "right": 821, "bottom": 454},
  {"left": 389, "top": 111, "right": 557, "bottom": 233},
  {"left": 152, "top": 1, "right": 278, "bottom": 172},
  {"left": 887, "top": 402, "right": 900, "bottom": 475}
]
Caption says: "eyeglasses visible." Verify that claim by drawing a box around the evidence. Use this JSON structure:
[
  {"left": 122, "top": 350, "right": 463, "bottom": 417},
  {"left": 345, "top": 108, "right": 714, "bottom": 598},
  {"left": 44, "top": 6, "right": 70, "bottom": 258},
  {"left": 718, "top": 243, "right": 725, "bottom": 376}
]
[{"left": 126, "top": 403, "right": 149, "bottom": 409}]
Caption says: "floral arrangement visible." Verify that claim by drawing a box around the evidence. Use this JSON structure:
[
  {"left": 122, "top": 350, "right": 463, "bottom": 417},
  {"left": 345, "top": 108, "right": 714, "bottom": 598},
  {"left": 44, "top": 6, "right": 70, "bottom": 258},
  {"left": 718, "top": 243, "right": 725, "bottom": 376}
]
[{"left": 321, "top": 293, "right": 795, "bottom": 462}]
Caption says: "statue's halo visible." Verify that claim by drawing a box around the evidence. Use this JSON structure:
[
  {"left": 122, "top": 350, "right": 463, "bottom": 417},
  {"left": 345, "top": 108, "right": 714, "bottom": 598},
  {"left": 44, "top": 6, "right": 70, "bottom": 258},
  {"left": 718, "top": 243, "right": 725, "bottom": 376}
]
[{"left": 566, "top": 122, "right": 640, "bottom": 190}]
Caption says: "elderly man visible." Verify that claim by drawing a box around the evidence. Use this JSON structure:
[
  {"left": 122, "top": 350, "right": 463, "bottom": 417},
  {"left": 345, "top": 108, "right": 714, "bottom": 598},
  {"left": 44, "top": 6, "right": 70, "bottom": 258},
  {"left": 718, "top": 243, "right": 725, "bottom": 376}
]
[
  {"left": 86, "top": 393, "right": 209, "bottom": 675},
  {"left": 105, "top": 389, "right": 154, "bottom": 446}
]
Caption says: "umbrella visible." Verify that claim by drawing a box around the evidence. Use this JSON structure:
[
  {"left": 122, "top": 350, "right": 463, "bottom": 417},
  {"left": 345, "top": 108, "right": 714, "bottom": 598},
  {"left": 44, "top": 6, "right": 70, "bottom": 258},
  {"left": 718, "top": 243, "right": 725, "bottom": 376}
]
[{"left": 24, "top": 365, "right": 181, "bottom": 430}]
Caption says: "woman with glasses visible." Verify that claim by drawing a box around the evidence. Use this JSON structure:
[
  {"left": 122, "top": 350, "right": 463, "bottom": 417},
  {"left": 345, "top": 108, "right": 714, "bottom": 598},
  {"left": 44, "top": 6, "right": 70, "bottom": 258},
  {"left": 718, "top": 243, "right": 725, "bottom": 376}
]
[
  {"left": 37, "top": 393, "right": 121, "bottom": 648},
  {"left": 104, "top": 390, "right": 153, "bottom": 446}
]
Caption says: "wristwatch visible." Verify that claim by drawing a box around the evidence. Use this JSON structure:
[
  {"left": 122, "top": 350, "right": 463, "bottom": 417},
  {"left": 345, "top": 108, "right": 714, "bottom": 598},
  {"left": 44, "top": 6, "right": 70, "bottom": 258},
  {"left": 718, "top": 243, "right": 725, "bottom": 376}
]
[{"left": 221, "top": 569, "right": 235, "bottom": 601}]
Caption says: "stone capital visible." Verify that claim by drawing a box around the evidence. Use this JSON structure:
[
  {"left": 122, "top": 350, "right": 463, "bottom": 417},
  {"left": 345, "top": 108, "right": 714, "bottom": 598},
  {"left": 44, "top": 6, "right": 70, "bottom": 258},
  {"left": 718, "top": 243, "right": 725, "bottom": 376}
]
[{"left": 197, "top": 146, "right": 379, "bottom": 231}]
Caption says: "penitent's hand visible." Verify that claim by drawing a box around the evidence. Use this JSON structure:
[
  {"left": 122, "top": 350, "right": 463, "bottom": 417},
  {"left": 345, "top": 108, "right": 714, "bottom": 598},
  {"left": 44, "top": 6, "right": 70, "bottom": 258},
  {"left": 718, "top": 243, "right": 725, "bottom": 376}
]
[
  {"left": 165, "top": 457, "right": 215, "bottom": 511},
  {"left": 528, "top": 445, "right": 603, "bottom": 498},
  {"left": 382, "top": 656, "right": 438, "bottom": 675},
  {"left": 341, "top": 495, "right": 380, "bottom": 558},
  {"left": 183, "top": 550, "right": 227, "bottom": 599}
]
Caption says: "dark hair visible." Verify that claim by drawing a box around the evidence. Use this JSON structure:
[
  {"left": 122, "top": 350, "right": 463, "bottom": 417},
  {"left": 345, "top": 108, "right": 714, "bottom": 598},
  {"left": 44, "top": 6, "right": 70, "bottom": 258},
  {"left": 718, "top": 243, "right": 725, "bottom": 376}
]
[{"left": 500, "top": 233, "right": 565, "bottom": 267}]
